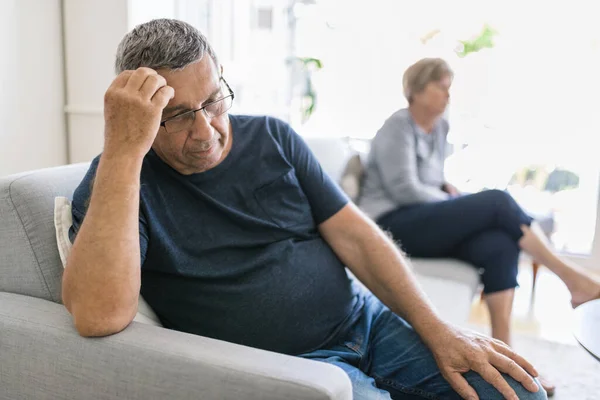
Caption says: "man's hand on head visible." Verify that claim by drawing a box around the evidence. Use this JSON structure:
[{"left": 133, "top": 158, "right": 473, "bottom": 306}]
[{"left": 103, "top": 67, "right": 175, "bottom": 159}]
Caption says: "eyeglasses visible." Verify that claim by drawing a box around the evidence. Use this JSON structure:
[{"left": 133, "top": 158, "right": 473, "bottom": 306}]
[{"left": 160, "top": 77, "right": 235, "bottom": 134}]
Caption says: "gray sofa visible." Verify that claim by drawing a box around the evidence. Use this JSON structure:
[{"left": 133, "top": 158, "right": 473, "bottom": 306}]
[
  {"left": 0, "top": 139, "right": 480, "bottom": 399},
  {"left": 0, "top": 164, "right": 351, "bottom": 400}
]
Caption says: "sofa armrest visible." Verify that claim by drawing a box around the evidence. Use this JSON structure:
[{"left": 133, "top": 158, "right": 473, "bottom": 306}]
[{"left": 0, "top": 292, "right": 351, "bottom": 400}]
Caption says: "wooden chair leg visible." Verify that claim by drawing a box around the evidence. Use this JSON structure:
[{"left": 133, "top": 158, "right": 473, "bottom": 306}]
[{"left": 532, "top": 261, "right": 540, "bottom": 293}]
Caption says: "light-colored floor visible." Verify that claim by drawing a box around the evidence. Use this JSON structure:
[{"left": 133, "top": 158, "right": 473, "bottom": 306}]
[{"left": 468, "top": 261, "right": 593, "bottom": 346}]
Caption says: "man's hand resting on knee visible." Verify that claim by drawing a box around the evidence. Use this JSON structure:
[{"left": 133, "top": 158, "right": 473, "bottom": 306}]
[
  {"left": 427, "top": 325, "right": 540, "bottom": 400},
  {"left": 319, "top": 196, "right": 541, "bottom": 400}
]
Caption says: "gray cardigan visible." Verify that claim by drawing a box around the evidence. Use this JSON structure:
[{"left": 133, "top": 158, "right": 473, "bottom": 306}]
[{"left": 359, "top": 108, "right": 450, "bottom": 220}]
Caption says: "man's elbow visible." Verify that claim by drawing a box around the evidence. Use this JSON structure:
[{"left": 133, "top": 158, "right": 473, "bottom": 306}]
[
  {"left": 64, "top": 290, "right": 138, "bottom": 337},
  {"left": 74, "top": 322, "right": 128, "bottom": 338},
  {"left": 72, "top": 311, "right": 135, "bottom": 337},
  {"left": 67, "top": 294, "right": 138, "bottom": 337}
]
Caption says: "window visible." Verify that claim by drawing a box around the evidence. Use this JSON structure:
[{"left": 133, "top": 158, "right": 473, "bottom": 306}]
[
  {"left": 174, "top": 0, "right": 600, "bottom": 259},
  {"left": 176, "top": 0, "right": 294, "bottom": 121},
  {"left": 293, "top": 0, "right": 600, "bottom": 256}
]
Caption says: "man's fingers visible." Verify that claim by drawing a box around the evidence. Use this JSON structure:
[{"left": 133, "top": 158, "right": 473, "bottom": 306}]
[
  {"left": 490, "top": 353, "right": 539, "bottom": 393},
  {"left": 109, "top": 70, "right": 134, "bottom": 90},
  {"left": 151, "top": 85, "right": 175, "bottom": 108},
  {"left": 492, "top": 341, "right": 539, "bottom": 377},
  {"left": 444, "top": 371, "right": 479, "bottom": 400},
  {"left": 124, "top": 67, "right": 158, "bottom": 91},
  {"left": 476, "top": 365, "right": 518, "bottom": 400},
  {"left": 139, "top": 74, "right": 168, "bottom": 99}
]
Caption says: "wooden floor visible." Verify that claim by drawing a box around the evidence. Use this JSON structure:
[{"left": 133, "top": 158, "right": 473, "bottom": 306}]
[{"left": 468, "top": 262, "right": 593, "bottom": 345}]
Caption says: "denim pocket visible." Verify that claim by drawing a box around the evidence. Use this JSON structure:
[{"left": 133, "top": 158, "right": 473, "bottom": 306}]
[{"left": 253, "top": 169, "right": 312, "bottom": 229}]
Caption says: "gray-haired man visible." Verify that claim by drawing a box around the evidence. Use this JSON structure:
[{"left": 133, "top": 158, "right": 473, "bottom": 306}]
[{"left": 62, "top": 19, "right": 546, "bottom": 400}]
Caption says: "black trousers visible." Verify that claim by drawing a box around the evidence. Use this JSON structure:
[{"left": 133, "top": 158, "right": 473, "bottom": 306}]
[{"left": 377, "top": 190, "right": 534, "bottom": 294}]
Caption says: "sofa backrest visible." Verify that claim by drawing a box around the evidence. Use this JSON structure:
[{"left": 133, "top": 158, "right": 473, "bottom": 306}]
[
  {"left": 0, "top": 163, "right": 89, "bottom": 303},
  {"left": 302, "top": 136, "right": 355, "bottom": 183},
  {"left": 303, "top": 136, "right": 370, "bottom": 202}
]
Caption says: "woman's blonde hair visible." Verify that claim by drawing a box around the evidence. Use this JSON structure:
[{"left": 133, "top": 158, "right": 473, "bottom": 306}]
[{"left": 403, "top": 58, "right": 453, "bottom": 104}]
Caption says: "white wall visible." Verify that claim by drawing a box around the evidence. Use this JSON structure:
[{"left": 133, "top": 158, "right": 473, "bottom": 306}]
[
  {"left": 62, "top": 0, "right": 129, "bottom": 164},
  {"left": 129, "top": 0, "right": 176, "bottom": 28},
  {"left": 63, "top": 0, "right": 181, "bottom": 164},
  {"left": 0, "top": 0, "right": 67, "bottom": 176}
]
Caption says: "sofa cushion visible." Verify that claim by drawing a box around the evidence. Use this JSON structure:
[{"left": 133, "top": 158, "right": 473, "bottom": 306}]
[
  {"left": 54, "top": 197, "right": 72, "bottom": 267},
  {"left": 338, "top": 154, "right": 364, "bottom": 203},
  {"left": 0, "top": 163, "right": 90, "bottom": 303},
  {"left": 302, "top": 136, "right": 370, "bottom": 203}
]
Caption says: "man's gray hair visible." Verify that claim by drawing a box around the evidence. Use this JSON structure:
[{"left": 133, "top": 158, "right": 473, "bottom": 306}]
[{"left": 114, "top": 18, "right": 219, "bottom": 74}]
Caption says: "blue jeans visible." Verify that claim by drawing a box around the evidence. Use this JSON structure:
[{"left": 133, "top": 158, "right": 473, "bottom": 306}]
[
  {"left": 299, "top": 291, "right": 547, "bottom": 399},
  {"left": 377, "top": 190, "right": 533, "bottom": 294}
]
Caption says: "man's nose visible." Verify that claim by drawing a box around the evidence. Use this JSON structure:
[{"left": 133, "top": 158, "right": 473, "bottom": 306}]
[{"left": 190, "top": 110, "right": 214, "bottom": 141}]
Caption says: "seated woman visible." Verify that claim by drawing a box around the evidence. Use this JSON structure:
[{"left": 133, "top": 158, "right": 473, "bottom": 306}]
[{"left": 359, "top": 57, "right": 600, "bottom": 397}]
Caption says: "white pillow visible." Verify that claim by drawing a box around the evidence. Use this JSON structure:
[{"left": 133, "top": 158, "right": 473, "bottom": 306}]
[{"left": 54, "top": 197, "right": 162, "bottom": 327}]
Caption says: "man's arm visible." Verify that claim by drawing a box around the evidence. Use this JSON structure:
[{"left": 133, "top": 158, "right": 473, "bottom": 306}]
[
  {"left": 319, "top": 204, "right": 540, "bottom": 400},
  {"left": 62, "top": 68, "right": 174, "bottom": 337},
  {"left": 319, "top": 203, "right": 444, "bottom": 338}
]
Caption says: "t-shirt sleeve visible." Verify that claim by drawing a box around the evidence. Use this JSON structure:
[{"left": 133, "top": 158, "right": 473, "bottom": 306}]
[
  {"left": 69, "top": 156, "right": 150, "bottom": 265},
  {"left": 271, "top": 119, "right": 349, "bottom": 224}
]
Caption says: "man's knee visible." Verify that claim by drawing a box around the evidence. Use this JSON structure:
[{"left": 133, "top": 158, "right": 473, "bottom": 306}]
[
  {"left": 495, "top": 376, "right": 547, "bottom": 400},
  {"left": 465, "top": 372, "right": 548, "bottom": 400},
  {"left": 516, "top": 378, "right": 548, "bottom": 400}
]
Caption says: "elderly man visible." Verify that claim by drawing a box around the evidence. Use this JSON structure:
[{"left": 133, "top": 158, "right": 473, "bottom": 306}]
[{"left": 62, "top": 19, "right": 546, "bottom": 400}]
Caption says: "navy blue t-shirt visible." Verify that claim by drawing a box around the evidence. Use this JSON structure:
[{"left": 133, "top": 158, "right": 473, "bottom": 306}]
[{"left": 70, "top": 115, "right": 362, "bottom": 355}]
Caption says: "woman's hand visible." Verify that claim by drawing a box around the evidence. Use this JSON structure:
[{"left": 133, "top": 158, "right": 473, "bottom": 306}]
[{"left": 442, "top": 182, "right": 460, "bottom": 197}]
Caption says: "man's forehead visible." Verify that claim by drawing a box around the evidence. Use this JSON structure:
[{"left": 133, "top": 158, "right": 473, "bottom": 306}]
[
  {"left": 160, "top": 61, "right": 217, "bottom": 88},
  {"left": 165, "top": 82, "right": 220, "bottom": 110},
  {"left": 160, "top": 62, "right": 221, "bottom": 112}
]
